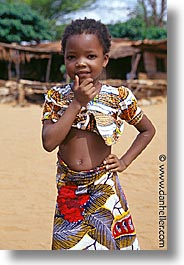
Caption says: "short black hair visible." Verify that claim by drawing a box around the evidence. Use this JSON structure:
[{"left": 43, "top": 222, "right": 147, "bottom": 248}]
[{"left": 61, "top": 17, "right": 111, "bottom": 54}]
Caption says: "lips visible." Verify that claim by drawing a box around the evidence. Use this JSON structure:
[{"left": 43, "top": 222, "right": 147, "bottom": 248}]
[
  {"left": 76, "top": 71, "right": 90, "bottom": 76},
  {"left": 76, "top": 72, "right": 91, "bottom": 81}
]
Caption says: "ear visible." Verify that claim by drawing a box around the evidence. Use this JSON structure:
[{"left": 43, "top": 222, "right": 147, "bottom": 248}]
[{"left": 103, "top": 53, "right": 109, "bottom": 67}]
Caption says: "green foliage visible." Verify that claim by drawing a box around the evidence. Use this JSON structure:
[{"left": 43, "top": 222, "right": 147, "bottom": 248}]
[
  {"left": 6, "top": 0, "right": 95, "bottom": 19},
  {"left": 107, "top": 18, "right": 167, "bottom": 40},
  {"left": 142, "top": 26, "right": 167, "bottom": 40},
  {"left": 54, "top": 24, "right": 68, "bottom": 40},
  {"left": 0, "top": 0, "right": 96, "bottom": 42},
  {"left": 108, "top": 18, "right": 144, "bottom": 39},
  {"left": 0, "top": 2, "right": 54, "bottom": 43}
]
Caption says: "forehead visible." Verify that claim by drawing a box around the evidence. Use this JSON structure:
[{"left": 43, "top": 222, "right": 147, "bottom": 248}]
[{"left": 65, "top": 33, "right": 103, "bottom": 52}]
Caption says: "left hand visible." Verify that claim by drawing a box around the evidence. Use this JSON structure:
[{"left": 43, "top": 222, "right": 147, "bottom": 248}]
[{"left": 103, "top": 154, "right": 127, "bottom": 173}]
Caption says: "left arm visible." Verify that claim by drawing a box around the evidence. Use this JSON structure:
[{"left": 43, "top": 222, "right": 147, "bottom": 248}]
[{"left": 104, "top": 114, "right": 156, "bottom": 172}]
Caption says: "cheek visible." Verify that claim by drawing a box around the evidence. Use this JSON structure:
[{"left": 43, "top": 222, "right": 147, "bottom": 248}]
[
  {"left": 65, "top": 62, "right": 74, "bottom": 74},
  {"left": 94, "top": 63, "right": 105, "bottom": 74}
]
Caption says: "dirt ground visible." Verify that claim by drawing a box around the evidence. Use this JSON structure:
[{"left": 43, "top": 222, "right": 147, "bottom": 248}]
[{"left": 0, "top": 98, "right": 167, "bottom": 250}]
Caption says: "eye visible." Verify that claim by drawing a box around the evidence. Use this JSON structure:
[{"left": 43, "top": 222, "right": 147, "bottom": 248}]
[
  {"left": 88, "top": 54, "right": 97, "bottom": 59},
  {"left": 66, "top": 55, "right": 75, "bottom": 60}
]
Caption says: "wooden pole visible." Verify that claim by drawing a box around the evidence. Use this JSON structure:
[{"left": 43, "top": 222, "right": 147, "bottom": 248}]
[
  {"left": 129, "top": 53, "right": 141, "bottom": 80},
  {"left": 46, "top": 54, "right": 52, "bottom": 82},
  {"left": 18, "top": 82, "right": 25, "bottom": 106},
  {"left": 15, "top": 50, "right": 20, "bottom": 81},
  {"left": 8, "top": 61, "right": 12, "bottom": 80}
]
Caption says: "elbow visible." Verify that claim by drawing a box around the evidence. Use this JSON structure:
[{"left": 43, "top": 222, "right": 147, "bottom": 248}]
[
  {"left": 151, "top": 126, "right": 156, "bottom": 138},
  {"left": 42, "top": 126, "right": 65, "bottom": 152},
  {"left": 150, "top": 124, "right": 156, "bottom": 139},
  {"left": 42, "top": 139, "right": 57, "bottom": 153},
  {"left": 42, "top": 128, "right": 58, "bottom": 152},
  {"left": 145, "top": 125, "right": 156, "bottom": 145},
  {"left": 43, "top": 145, "right": 55, "bottom": 153}
]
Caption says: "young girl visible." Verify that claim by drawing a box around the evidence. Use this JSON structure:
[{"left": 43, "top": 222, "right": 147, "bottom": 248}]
[{"left": 41, "top": 18, "right": 155, "bottom": 250}]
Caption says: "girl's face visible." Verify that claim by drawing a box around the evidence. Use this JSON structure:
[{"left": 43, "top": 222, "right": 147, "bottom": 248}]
[{"left": 64, "top": 33, "right": 109, "bottom": 85}]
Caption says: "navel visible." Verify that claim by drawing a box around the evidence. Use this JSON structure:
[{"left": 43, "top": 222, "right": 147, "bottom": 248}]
[{"left": 77, "top": 159, "right": 83, "bottom": 165}]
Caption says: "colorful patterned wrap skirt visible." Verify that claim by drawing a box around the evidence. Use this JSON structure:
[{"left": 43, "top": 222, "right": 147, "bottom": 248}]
[{"left": 52, "top": 156, "right": 140, "bottom": 250}]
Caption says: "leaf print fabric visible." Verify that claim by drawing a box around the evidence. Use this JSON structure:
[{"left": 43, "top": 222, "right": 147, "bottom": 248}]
[
  {"left": 57, "top": 185, "right": 90, "bottom": 222},
  {"left": 51, "top": 156, "right": 140, "bottom": 250}
]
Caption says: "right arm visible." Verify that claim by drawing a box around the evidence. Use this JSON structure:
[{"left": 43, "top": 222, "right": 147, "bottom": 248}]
[
  {"left": 42, "top": 98, "right": 81, "bottom": 152},
  {"left": 42, "top": 76, "right": 98, "bottom": 152}
]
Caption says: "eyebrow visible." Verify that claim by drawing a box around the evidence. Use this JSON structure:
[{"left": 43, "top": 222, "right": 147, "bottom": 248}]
[{"left": 66, "top": 49, "right": 99, "bottom": 54}]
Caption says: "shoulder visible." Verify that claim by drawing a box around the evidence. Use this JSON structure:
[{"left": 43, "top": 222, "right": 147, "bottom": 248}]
[
  {"left": 101, "top": 84, "right": 119, "bottom": 95},
  {"left": 101, "top": 84, "right": 135, "bottom": 100},
  {"left": 45, "top": 83, "right": 72, "bottom": 102},
  {"left": 117, "top": 86, "right": 136, "bottom": 102}
]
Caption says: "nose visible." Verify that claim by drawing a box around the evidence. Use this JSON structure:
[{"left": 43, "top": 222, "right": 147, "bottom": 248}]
[{"left": 75, "top": 60, "right": 87, "bottom": 67}]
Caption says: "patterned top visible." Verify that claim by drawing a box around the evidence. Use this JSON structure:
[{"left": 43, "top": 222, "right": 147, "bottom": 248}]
[{"left": 42, "top": 83, "right": 143, "bottom": 146}]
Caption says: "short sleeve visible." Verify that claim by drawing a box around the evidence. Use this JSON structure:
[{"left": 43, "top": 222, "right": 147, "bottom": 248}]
[
  {"left": 118, "top": 86, "right": 143, "bottom": 125},
  {"left": 42, "top": 87, "right": 62, "bottom": 123}
]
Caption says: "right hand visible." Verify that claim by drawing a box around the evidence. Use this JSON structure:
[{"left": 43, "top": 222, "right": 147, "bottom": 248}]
[{"left": 73, "top": 75, "right": 98, "bottom": 107}]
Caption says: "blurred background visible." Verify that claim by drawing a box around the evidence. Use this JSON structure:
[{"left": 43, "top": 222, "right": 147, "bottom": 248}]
[{"left": 0, "top": 0, "right": 167, "bottom": 105}]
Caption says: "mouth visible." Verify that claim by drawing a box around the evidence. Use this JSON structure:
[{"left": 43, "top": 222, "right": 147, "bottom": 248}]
[{"left": 76, "top": 71, "right": 91, "bottom": 77}]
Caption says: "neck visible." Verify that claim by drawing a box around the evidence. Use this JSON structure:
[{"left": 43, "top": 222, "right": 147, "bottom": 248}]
[{"left": 93, "top": 80, "right": 102, "bottom": 92}]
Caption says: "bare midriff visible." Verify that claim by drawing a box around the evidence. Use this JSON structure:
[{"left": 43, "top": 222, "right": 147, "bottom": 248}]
[{"left": 58, "top": 127, "right": 111, "bottom": 171}]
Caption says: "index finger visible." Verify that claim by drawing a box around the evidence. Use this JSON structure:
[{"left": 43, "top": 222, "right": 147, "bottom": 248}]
[{"left": 73, "top": 75, "right": 79, "bottom": 91}]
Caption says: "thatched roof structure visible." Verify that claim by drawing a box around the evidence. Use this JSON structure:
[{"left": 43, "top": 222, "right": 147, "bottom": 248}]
[
  {"left": 0, "top": 38, "right": 167, "bottom": 63},
  {"left": 0, "top": 41, "right": 59, "bottom": 64},
  {"left": 0, "top": 38, "right": 167, "bottom": 83},
  {"left": 133, "top": 39, "right": 167, "bottom": 52}
]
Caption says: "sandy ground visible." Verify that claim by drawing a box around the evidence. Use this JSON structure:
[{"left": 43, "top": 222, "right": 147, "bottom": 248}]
[{"left": 0, "top": 98, "right": 167, "bottom": 250}]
